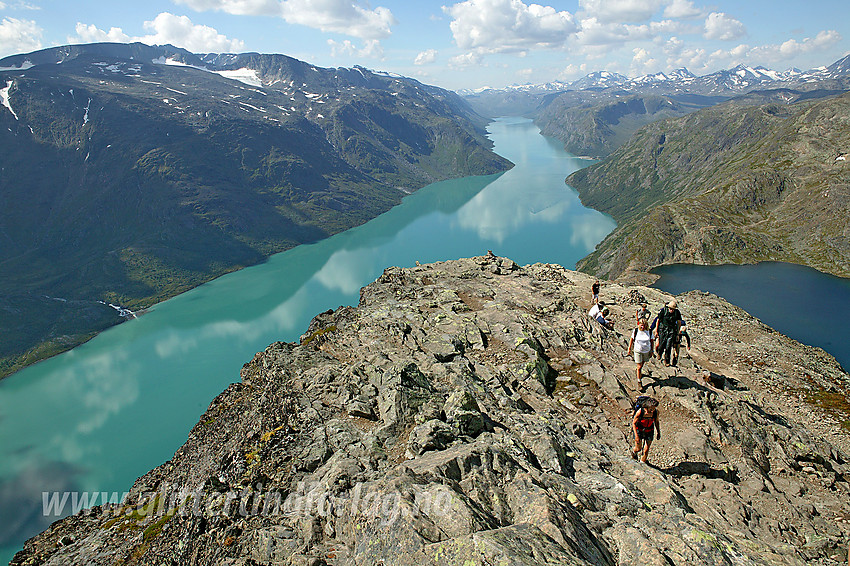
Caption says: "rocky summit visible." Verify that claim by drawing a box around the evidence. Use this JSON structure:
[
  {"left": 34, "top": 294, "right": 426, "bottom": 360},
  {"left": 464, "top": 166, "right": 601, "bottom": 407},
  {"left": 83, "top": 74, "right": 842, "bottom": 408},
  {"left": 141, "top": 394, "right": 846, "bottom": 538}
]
[{"left": 13, "top": 254, "right": 850, "bottom": 565}]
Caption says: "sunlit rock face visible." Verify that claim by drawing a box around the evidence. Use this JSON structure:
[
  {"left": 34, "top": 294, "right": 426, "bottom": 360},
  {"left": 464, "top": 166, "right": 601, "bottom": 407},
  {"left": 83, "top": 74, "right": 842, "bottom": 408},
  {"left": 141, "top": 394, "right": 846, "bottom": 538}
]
[{"left": 13, "top": 254, "right": 850, "bottom": 566}]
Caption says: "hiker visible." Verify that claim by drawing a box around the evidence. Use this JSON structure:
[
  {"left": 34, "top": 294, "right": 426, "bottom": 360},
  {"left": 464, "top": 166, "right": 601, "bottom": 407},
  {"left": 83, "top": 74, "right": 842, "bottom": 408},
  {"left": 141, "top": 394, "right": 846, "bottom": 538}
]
[
  {"left": 628, "top": 317, "right": 654, "bottom": 385},
  {"left": 635, "top": 302, "right": 651, "bottom": 323},
  {"left": 631, "top": 397, "right": 661, "bottom": 463},
  {"left": 674, "top": 318, "right": 692, "bottom": 362},
  {"left": 588, "top": 300, "right": 605, "bottom": 319},
  {"left": 656, "top": 299, "right": 682, "bottom": 366},
  {"left": 595, "top": 306, "right": 614, "bottom": 330},
  {"left": 591, "top": 280, "right": 600, "bottom": 304}
]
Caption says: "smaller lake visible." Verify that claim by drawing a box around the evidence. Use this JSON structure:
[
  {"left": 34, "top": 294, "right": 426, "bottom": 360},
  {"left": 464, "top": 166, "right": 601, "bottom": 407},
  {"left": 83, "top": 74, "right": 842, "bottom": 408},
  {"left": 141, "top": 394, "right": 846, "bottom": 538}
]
[{"left": 652, "top": 262, "right": 850, "bottom": 371}]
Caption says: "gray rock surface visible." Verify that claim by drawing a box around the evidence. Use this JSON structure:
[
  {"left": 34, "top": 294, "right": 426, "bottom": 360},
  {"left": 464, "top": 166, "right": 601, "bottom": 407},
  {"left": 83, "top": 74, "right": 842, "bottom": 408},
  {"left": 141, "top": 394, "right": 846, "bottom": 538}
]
[{"left": 12, "top": 254, "right": 850, "bottom": 566}]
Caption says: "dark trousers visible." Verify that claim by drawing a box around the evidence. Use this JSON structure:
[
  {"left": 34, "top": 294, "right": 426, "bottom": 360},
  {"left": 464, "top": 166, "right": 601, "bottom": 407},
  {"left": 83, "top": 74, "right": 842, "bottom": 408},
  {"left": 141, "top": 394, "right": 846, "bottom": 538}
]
[{"left": 658, "top": 329, "right": 677, "bottom": 363}]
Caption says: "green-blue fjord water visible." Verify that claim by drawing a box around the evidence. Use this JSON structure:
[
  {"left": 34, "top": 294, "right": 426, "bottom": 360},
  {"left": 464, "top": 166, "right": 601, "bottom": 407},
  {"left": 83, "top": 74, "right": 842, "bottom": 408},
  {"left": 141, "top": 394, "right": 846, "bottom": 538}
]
[{"left": 0, "top": 117, "right": 615, "bottom": 562}]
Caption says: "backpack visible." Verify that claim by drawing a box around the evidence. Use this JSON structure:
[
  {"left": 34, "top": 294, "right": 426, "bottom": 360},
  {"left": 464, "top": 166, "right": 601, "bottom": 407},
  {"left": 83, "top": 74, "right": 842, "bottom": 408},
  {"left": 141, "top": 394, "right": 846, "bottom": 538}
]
[
  {"left": 633, "top": 396, "right": 658, "bottom": 430},
  {"left": 633, "top": 395, "right": 657, "bottom": 414}
]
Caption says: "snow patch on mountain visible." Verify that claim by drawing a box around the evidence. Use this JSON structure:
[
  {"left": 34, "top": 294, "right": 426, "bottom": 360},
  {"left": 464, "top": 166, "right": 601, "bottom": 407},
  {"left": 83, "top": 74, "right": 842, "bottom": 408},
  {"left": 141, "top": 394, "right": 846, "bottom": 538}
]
[
  {"left": 0, "top": 59, "right": 33, "bottom": 72},
  {"left": 1, "top": 80, "right": 19, "bottom": 120},
  {"left": 213, "top": 68, "right": 263, "bottom": 88}
]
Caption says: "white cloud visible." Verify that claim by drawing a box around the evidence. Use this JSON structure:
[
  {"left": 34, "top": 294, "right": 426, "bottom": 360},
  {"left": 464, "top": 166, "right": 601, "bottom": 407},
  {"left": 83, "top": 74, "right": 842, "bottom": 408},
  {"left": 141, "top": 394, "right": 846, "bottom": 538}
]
[
  {"left": 358, "top": 39, "right": 384, "bottom": 59},
  {"left": 448, "top": 50, "right": 483, "bottom": 68},
  {"left": 661, "top": 28, "right": 840, "bottom": 74},
  {"left": 142, "top": 13, "right": 245, "bottom": 52},
  {"left": 722, "top": 30, "right": 841, "bottom": 68},
  {"left": 176, "top": 0, "right": 396, "bottom": 39},
  {"left": 631, "top": 46, "right": 658, "bottom": 73},
  {"left": 414, "top": 48, "right": 437, "bottom": 65},
  {"left": 575, "top": 17, "right": 667, "bottom": 47},
  {"left": 71, "top": 13, "right": 245, "bottom": 53},
  {"left": 73, "top": 23, "right": 130, "bottom": 44},
  {"left": 174, "top": 0, "right": 282, "bottom": 15},
  {"left": 328, "top": 38, "right": 356, "bottom": 56},
  {"left": 662, "top": 0, "right": 702, "bottom": 19},
  {"left": 444, "top": 0, "right": 577, "bottom": 53},
  {"left": 703, "top": 12, "right": 745, "bottom": 41},
  {"left": 663, "top": 35, "right": 709, "bottom": 70},
  {"left": 578, "top": 0, "right": 663, "bottom": 23},
  {"left": 0, "top": 1, "right": 41, "bottom": 9},
  {"left": 0, "top": 16, "right": 42, "bottom": 57},
  {"left": 777, "top": 30, "right": 841, "bottom": 57},
  {"left": 327, "top": 38, "right": 384, "bottom": 59},
  {"left": 558, "top": 62, "right": 587, "bottom": 80}
]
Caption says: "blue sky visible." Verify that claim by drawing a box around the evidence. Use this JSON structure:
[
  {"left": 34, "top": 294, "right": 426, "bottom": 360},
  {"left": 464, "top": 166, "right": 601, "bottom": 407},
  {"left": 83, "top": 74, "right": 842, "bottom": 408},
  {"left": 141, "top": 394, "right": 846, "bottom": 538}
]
[{"left": 1, "top": 0, "right": 848, "bottom": 91}]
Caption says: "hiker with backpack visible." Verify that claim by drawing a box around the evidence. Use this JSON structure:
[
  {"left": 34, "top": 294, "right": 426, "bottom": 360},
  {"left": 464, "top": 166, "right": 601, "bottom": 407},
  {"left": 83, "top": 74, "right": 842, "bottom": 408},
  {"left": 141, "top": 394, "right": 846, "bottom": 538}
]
[
  {"left": 674, "top": 318, "right": 692, "bottom": 363},
  {"left": 591, "top": 280, "right": 600, "bottom": 304},
  {"left": 656, "top": 299, "right": 683, "bottom": 366},
  {"left": 631, "top": 396, "right": 661, "bottom": 463},
  {"left": 635, "top": 302, "right": 651, "bottom": 323},
  {"left": 628, "top": 317, "right": 654, "bottom": 385}
]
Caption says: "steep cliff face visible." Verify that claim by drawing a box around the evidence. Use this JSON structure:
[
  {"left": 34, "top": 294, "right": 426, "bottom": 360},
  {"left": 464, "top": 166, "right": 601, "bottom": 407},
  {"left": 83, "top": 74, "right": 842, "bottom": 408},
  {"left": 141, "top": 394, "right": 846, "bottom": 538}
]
[
  {"left": 536, "top": 93, "right": 707, "bottom": 158},
  {"left": 566, "top": 92, "right": 850, "bottom": 284},
  {"left": 13, "top": 254, "right": 850, "bottom": 565}
]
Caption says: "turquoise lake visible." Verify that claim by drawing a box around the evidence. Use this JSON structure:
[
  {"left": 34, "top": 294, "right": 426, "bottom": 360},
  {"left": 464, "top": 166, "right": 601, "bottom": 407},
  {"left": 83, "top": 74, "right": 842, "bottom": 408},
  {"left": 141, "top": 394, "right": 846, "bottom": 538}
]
[{"left": 0, "top": 117, "right": 616, "bottom": 562}]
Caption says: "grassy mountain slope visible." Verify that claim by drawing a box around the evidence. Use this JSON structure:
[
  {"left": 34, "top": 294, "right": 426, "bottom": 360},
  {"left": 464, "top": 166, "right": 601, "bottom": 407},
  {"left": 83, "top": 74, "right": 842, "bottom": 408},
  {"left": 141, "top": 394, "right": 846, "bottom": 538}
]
[
  {"left": 566, "top": 92, "right": 850, "bottom": 282},
  {"left": 0, "top": 43, "right": 512, "bottom": 378}
]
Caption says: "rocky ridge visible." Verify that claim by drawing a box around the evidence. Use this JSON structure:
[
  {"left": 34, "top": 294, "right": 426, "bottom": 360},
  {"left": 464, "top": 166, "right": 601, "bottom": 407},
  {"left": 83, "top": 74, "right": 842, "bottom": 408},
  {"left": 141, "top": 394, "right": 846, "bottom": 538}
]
[{"left": 13, "top": 254, "right": 850, "bottom": 565}]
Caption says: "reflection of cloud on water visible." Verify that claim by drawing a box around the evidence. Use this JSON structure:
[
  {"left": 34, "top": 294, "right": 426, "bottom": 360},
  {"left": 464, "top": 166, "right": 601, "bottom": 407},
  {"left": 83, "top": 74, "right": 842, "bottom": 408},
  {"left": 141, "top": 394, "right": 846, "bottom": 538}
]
[
  {"left": 0, "top": 461, "right": 82, "bottom": 546},
  {"left": 569, "top": 214, "right": 617, "bottom": 252},
  {"left": 154, "top": 333, "right": 199, "bottom": 358},
  {"left": 153, "top": 286, "right": 314, "bottom": 360},
  {"left": 38, "top": 350, "right": 140, "bottom": 457},
  {"left": 314, "top": 248, "right": 379, "bottom": 295},
  {"left": 456, "top": 182, "right": 575, "bottom": 244}
]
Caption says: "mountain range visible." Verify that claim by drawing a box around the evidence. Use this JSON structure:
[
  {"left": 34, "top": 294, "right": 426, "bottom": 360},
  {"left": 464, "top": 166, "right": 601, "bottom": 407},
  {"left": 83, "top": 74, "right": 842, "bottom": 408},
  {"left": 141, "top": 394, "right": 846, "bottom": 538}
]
[
  {"left": 463, "top": 55, "right": 850, "bottom": 157},
  {"left": 462, "top": 54, "right": 850, "bottom": 98},
  {"left": 0, "top": 42, "right": 511, "bottom": 378}
]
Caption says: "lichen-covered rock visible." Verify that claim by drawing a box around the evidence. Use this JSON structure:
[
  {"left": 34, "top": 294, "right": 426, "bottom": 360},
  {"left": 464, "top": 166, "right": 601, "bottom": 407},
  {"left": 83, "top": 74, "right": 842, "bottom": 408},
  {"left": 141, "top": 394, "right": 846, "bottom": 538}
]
[
  {"left": 12, "top": 255, "right": 850, "bottom": 566},
  {"left": 407, "top": 419, "right": 457, "bottom": 456},
  {"left": 444, "top": 389, "right": 485, "bottom": 437}
]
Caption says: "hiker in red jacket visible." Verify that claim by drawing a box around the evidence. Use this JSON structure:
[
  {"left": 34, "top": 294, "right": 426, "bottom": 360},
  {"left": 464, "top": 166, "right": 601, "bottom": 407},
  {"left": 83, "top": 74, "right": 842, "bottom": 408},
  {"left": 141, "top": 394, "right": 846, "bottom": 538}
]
[{"left": 631, "top": 397, "right": 661, "bottom": 464}]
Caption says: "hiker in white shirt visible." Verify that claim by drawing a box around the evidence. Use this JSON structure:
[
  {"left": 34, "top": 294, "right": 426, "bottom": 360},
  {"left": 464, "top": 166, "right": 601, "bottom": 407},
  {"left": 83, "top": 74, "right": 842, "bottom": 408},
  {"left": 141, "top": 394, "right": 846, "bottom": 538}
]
[{"left": 628, "top": 317, "right": 655, "bottom": 385}]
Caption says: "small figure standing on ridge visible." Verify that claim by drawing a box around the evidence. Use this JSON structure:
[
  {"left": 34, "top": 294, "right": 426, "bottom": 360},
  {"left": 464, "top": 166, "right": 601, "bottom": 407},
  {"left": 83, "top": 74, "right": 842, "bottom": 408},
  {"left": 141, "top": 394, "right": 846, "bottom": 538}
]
[
  {"left": 635, "top": 302, "right": 651, "bottom": 323},
  {"left": 591, "top": 279, "right": 600, "bottom": 305},
  {"left": 631, "top": 396, "right": 661, "bottom": 464},
  {"left": 628, "top": 317, "right": 654, "bottom": 386},
  {"left": 656, "top": 299, "right": 683, "bottom": 367}
]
